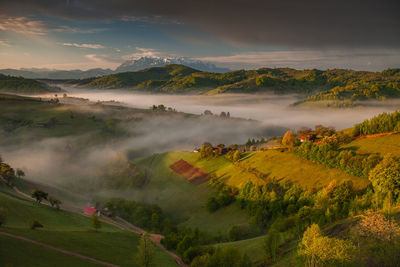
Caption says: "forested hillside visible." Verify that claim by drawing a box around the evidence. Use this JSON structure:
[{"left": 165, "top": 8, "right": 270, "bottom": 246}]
[
  {"left": 70, "top": 65, "right": 400, "bottom": 103},
  {"left": 0, "top": 74, "right": 61, "bottom": 94}
]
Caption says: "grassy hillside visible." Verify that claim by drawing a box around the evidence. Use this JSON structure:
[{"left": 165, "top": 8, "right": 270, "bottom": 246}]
[
  {"left": 127, "top": 151, "right": 250, "bottom": 235},
  {"left": 342, "top": 133, "right": 400, "bottom": 157},
  {"left": 122, "top": 148, "right": 368, "bottom": 235},
  {"left": 164, "top": 150, "right": 368, "bottom": 190},
  {"left": 0, "top": 74, "right": 61, "bottom": 94},
  {"left": 215, "top": 234, "right": 266, "bottom": 263},
  {"left": 0, "top": 188, "right": 178, "bottom": 267}
]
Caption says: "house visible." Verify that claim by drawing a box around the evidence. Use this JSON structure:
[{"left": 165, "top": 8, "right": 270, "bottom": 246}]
[
  {"left": 300, "top": 136, "right": 307, "bottom": 142},
  {"left": 193, "top": 148, "right": 200, "bottom": 153},
  {"left": 83, "top": 205, "right": 97, "bottom": 216}
]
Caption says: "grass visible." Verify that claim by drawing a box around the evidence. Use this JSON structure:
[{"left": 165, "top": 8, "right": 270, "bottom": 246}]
[
  {"left": 0, "top": 189, "right": 178, "bottom": 267},
  {"left": 178, "top": 150, "right": 368, "bottom": 190},
  {"left": 128, "top": 148, "right": 369, "bottom": 235},
  {"left": 0, "top": 234, "right": 100, "bottom": 267},
  {"left": 342, "top": 133, "right": 400, "bottom": 157},
  {"left": 126, "top": 151, "right": 250, "bottom": 235},
  {"left": 215, "top": 234, "right": 266, "bottom": 263}
]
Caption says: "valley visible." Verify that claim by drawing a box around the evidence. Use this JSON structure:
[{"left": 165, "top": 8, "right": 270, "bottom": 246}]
[{"left": 1, "top": 89, "right": 400, "bottom": 266}]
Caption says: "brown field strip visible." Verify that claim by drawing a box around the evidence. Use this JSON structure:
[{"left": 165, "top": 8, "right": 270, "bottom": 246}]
[{"left": 169, "top": 159, "right": 210, "bottom": 185}]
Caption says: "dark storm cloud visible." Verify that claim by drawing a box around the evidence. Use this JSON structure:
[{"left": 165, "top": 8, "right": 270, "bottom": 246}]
[{"left": 1, "top": 0, "right": 399, "bottom": 48}]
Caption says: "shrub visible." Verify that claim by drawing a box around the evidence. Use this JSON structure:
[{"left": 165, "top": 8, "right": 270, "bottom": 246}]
[
  {"left": 206, "top": 197, "right": 220, "bottom": 212},
  {"left": 30, "top": 219, "right": 43, "bottom": 230}
]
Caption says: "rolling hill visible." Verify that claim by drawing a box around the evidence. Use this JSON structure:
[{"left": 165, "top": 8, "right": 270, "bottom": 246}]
[
  {"left": 0, "top": 74, "right": 62, "bottom": 94},
  {"left": 0, "top": 184, "right": 178, "bottom": 267},
  {"left": 66, "top": 65, "right": 400, "bottom": 104}
]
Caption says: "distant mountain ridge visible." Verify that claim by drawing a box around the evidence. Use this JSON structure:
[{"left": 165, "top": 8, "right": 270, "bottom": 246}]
[
  {"left": 0, "top": 68, "right": 114, "bottom": 80},
  {"left": 0, "top": 57, "right": 230, "bottom": 79},
  {"left": 115, "top": 56, "right": 230, "bottom": 73}
]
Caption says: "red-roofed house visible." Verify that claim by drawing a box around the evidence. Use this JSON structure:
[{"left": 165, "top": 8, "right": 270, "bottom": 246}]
[
  {"left": 300, "top": 136, "right": 307, "bottom": 142},
  {"left": 83, "top": 205, "right": 97, "bottom": 215}
]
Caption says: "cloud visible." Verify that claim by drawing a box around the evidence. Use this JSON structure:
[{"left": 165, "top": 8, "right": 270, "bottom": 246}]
[
  {"left": 0, "top": 1, "right": 399, "bottom": 48},
  {"left": 122, "top": 47, "right": 161, "bottom": 60},
  {"left": 63, "top": 43, "right": 105, "bottom": 49},
  {"left": 120, "top": 15, "right": 182, "bottom": 25},
  {"left": 0, "top": 16, "right": 50, "bottom": 35},
  {"left": 195, "top": 49, "right": 400, "bottom": 71},
  {"left": 85, "top": 53, "right": 121, "bottom": 63},
  {"left": 0, "top": 40, "right": 11, "bottom": 46},
  {"left": 0, "top": 16, "right": 106, "bottom": 37}
]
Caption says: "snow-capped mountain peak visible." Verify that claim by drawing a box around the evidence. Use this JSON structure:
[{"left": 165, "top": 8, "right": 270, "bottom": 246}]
[{"left": 115, "top": 56, "right": 230, "bottom": 73}]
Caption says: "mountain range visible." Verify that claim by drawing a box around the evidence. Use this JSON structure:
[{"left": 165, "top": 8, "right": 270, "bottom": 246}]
[{"left": 0, "top": 57, "right": 230, "bottom": 79}]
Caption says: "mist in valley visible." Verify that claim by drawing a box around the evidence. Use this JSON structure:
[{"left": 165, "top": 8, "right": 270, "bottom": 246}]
[
  {"left": 47, "top": 87, "right": 400, "bottom": 130},
  {"left": 3, "top": 87, "right": 400, "bottom": 206}
]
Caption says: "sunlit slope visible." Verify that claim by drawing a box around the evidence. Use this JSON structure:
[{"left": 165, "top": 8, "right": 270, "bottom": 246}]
[
  {"left": 162, "top": 150, "right": 369, "bottom": 190},
  {"left": 134, "top": 151, "right": 250, "bottom": 234},
  {"left": 215, "top": 234, "right": 266, "bottom": 263},
  {"left": 0, "top": 190, "right": 178, "bottom": 267},
  {"left": 341, "top": 133, "right": 400, "bottom": 157}
]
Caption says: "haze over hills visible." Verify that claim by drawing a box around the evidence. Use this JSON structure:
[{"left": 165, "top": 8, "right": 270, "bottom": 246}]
[{"left": 0, "top": 57, "right": 230, "bottom": 79}]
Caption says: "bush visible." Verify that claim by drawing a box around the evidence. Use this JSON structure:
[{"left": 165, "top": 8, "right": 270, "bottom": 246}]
[
  {"left": 228, "top": 225, "right": 243, "bottom": 241},
  {"left": 30, "top": 219, "right": 43, "bottom": 230},
  {"left": 206, "top": 197, "right": 220, "bottom": 212}
]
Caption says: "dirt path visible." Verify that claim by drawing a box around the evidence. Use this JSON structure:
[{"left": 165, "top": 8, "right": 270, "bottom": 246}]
[
  {"left": 116, "top": 217, "right": 189, "bottom": 267},
  {"left": 355, "top": 131, "right": 399, "bottom": 139},
  {"left": 0, "top": 231, "right": 119, "bottom": 267},
  {"left": 2, "top": 179, "right": 188, "bottom": 267}
]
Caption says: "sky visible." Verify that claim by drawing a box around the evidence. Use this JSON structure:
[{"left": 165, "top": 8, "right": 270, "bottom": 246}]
[{"left": 0, "top": 0, "right": 399, "bottom": 71}]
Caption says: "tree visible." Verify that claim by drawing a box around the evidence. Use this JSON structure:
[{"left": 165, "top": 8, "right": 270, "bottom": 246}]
[
  {"left": 264, "top": 228, "right": 280, "bottom": 263},
  {"left": 191, "top": 254, "right": 212, "bottom": 267},
  {"left": 16, "top": 169, "right": 25, "bottom": 179},
  {"left": 354, "top": 211, "right": 400, "bottom": 242},
  {"left": 157, "top": 104, "right": 166, "bottom": 111},
  {"left": 206, "top": 197, "right": 220, "bottom": 212},
  {"left": 369, "top": 154, "right": 400, "bottom": 207},
  {"left": 282, "top": 130, "right": 296, "bottom": 147},
  {"left": 0, "top": 163, "right": 16, "bottom": 185},
  {"left": 240, "top": 253, "right": 253, "bottom": 267},
  {"left": 0, "top": 207, "right": 6, "bottom": 227},
  {"left": 31, "top": 189, "right": 48, "bottom": 204},
  {"left": 91, "top": 214, "right": 101, "bottom": 231},
  {"left": 298, "top": 224, "right": 356, "bottom": 267},
  {"left": 136, "top": 232, "right": 154, "bottom": 267},
  {"left": 297, "top": 126, "right": 312, "bottom": 136},
  {"left": 228, "top": 225, "right": 243, "bottom": 241},
  {"left": 209, "top": 247, "right": 242, "bottom": 267},
  {"left": 48, "top": 196, "right": 62, "bottom": 210},
  {"left": 200, "top": 144, "right": 215, "bottom": 159},
  {"left": 232, "top": 150, "right": 240, "bottom": 162}
]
